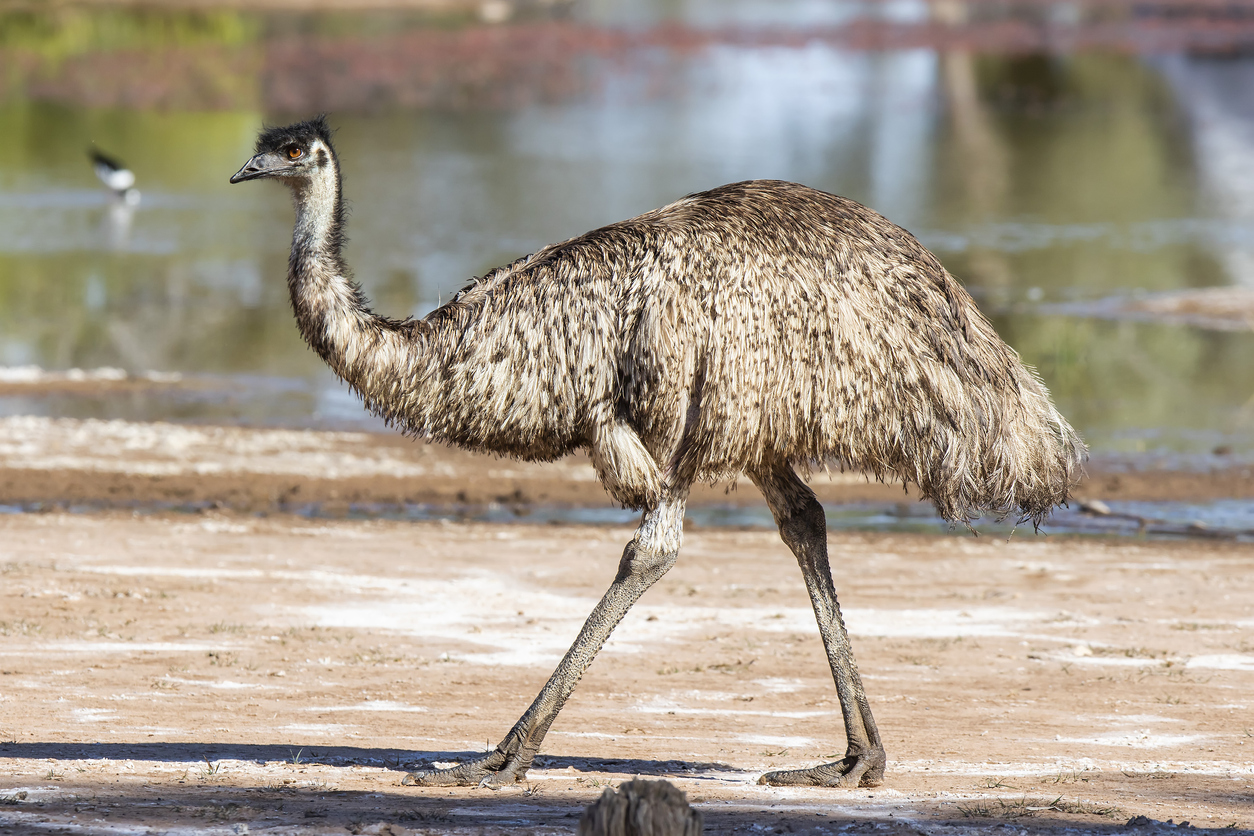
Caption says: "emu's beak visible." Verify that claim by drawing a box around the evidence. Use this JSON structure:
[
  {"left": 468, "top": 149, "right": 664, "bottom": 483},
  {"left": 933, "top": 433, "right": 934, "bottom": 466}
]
[{"left": 229, "top": 153, "right": 277, "bottom": 184}]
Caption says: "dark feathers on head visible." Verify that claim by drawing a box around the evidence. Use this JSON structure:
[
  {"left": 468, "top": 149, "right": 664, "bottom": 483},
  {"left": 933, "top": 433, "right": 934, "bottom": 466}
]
[{"left": 255, "top": 115, "right": 336, "bottom": 154}]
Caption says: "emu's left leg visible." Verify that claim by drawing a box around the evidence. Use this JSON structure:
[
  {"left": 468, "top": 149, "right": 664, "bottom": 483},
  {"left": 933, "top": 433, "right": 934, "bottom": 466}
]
[
  {"left": 750, "top": 465, "right": 885, "bottom": 788},
  {"left": 403, "top": 493, "right": 686, "bottom": 787}
]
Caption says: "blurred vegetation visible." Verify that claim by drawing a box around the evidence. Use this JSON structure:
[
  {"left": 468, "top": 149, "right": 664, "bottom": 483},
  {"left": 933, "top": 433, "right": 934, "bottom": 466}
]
[
  {"left": 0, "top": 8, "right": 261, "bottom": 62},
  {"left": 0, "top": 9, "right": 265, "bottom": 110}
]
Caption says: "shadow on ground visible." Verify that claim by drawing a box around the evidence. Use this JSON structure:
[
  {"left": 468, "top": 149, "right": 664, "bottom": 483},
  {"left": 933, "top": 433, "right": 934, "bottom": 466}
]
[
  {"left": 1, "top": 742, "right": 1240, "bottom": 834},
  {"left": 0, "top": 741, "right": 741, "bottom": 777}
]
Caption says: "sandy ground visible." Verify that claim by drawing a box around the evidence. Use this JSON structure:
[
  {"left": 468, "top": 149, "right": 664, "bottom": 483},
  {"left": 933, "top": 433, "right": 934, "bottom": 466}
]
[{"left": 0, "top": 508, "right": 1251, "bottom": 835}]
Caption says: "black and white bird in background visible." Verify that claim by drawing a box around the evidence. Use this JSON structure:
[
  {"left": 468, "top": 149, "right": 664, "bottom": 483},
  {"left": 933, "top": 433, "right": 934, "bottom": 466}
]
[{"left": 89, "top": 149, "right": 141, "bottom": 206}]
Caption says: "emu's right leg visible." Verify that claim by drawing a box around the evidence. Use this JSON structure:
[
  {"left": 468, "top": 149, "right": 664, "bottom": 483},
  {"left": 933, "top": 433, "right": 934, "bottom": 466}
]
[
  {"left": 403, "top": 494, "right": 686, "bottom": 788},
  {"left": 750, "top": 465, "right": 886, "bottom": 788}
]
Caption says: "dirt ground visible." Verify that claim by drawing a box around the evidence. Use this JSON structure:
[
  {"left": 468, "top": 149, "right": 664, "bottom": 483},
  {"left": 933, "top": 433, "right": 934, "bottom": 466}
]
[{"left": 1, "top": 503, "right": 1251, "bottom": 834}]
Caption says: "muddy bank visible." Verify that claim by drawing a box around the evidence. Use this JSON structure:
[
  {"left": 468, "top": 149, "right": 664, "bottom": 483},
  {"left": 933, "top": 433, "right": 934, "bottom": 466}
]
[
  {"left": 0, "top": 416, "right": 1251, "bottom": 516},
  {"left": 1044, "top": 288, "right": 1254, "bottom": 334}
]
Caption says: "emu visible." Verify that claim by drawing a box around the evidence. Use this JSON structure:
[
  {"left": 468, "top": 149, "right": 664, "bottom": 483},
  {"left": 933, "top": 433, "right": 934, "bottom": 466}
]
[{"left": 230, "top": 116, "right": 1085, "bottom": 789}]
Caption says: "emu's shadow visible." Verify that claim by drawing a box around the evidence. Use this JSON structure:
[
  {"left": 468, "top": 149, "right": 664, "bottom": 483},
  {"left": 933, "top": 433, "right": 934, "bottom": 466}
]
[{"left": 0, "top": 740, "right": 739, "bottom": 777}]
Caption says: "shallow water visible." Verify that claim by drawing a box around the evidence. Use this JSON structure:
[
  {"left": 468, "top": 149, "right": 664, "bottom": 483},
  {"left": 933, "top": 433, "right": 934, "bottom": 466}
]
[
  {"left": 321, "top": 497, "right": 1254, "bottom": 541},
  {"left": 4, "top": 496, "right": 1250, "bottom": 542},
  {"left": 2, "top": 2, "right": 1253, "bottom": 460}
]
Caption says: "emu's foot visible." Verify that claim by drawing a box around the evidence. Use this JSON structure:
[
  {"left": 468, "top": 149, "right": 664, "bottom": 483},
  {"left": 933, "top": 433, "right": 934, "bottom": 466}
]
[
  {"left": 402, "top": 749, "right": 532, "bottom": 788},
  {"left": 758, "top": 750, "right": 885, "bottom": 788}
]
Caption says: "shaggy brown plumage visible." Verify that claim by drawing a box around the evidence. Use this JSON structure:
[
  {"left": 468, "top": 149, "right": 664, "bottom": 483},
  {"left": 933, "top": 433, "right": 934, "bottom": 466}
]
[
  {"left": 231, "top": 116, "right": 1085, "bottom": 790},
  {"left": 407, "top": 183, "right": 1083, "bottom": 523}
]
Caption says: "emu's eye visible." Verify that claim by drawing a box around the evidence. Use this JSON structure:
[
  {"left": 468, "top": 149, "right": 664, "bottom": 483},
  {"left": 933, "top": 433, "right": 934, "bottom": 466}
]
[{"left": 287, "top": 146, "right": 303, "bottom": 159}]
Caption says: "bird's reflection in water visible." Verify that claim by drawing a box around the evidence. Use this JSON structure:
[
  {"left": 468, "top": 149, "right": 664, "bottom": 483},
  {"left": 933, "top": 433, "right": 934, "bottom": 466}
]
[
  {"left": 90, "top": 148, "right": 140, "bottom": 250},
  {"left": 103, "top": 199, "right": 135, "bottom": 250}
]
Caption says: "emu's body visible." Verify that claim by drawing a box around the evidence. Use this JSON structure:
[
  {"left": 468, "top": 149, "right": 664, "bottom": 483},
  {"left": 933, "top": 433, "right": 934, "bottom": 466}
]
[{"left": 232, "top": 117, "right": 1085, "bottom": 789}]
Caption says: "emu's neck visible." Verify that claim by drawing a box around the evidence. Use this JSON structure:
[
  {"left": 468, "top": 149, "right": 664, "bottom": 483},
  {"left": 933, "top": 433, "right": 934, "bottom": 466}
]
[
  {"left": 285, "top": 153, "right": 423, "bottom": 419},
  {"left": 291, "top": 161, "right": 344, "bottom": 261}
]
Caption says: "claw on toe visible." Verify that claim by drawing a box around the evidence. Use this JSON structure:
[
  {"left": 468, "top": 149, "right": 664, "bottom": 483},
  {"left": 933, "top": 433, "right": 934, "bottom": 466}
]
[{"left": 401, "top": 770, "right": 458, "bottom": 787}]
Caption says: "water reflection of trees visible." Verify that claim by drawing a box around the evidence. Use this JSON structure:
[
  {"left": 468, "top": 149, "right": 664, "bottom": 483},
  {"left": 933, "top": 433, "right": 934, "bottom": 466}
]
[
  {"left": 936, "top": 51, "right": 1254, "bottom": 451},
  {"left": 0, "top": 250, "right": 315, "bottom": 376},
  {"left": 934, "top": 52, "right": 1205, "bottom": 300},
  {"left": 994, "top": 313, "right": 1254, "bottom": 453}
]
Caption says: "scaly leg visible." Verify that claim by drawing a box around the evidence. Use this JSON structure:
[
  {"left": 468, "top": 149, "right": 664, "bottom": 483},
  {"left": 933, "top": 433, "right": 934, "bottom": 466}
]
[
  {"left": 750, "top": 466, "right": 885, "bottom": 788},
  {"left": 404, "top": 495, "right": 686, "bottom": 787}
]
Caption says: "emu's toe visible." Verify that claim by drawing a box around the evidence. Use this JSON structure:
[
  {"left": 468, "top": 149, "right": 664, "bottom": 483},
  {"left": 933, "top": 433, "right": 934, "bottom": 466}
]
[
  {"left": 402, "top": 750, "right": 531, "bottom": 788},
  {"left": 758, "top": 750, "right": 885, "bottom": 788}
]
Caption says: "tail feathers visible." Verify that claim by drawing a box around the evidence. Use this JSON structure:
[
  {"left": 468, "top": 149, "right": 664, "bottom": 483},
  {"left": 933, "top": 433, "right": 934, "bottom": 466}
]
[{"left": 910, "top": 369, "right": 1086, "bottom": 528}]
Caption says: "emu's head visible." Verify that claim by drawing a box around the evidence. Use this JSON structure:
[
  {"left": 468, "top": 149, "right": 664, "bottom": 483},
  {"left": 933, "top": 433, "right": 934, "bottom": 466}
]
[{"left": 230, "top": 115, "right": 337, "bottom": 186}]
